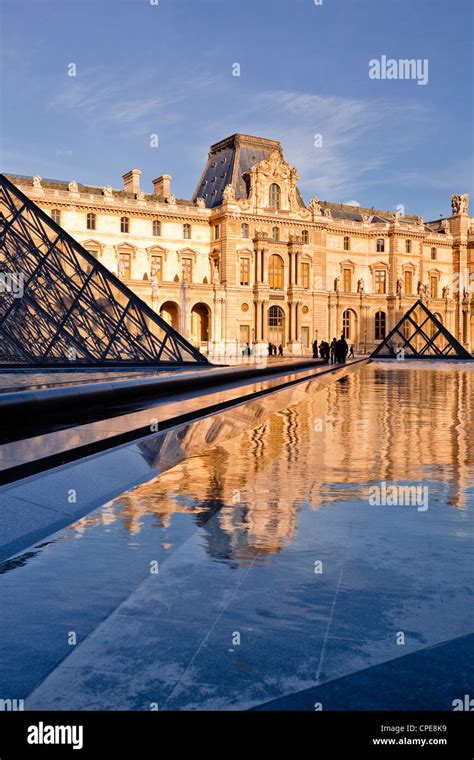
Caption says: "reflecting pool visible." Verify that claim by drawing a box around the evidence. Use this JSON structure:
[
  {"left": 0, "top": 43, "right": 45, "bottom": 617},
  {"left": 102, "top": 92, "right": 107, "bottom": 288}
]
[{"left": 0, "top": 362, "right": 472, "bottom": 710}]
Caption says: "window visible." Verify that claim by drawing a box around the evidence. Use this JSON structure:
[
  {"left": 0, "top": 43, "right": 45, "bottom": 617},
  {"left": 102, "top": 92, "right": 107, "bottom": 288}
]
[
  {"left": 404, "top": 270, "right": 413, "bottom": 294},
  {"left": 152, "top": 220, "right": 161, "bottom": 237},
  {"left": 269, "top": 183, "right": 281, "bottom": 209},
  {"left": 240, "top": 258, "right": 250, "bottom": 286},
  {"left": 343, "top": 236, "right": 350, "bottom": 251},
  {"left": 241, "top": 223, "right": 249, "bottom": 239},
  {"left": 342, "top": 310, "right": 352, "bottom": 340},
  {"left": 120, "top": 216, "right": 129, "bottom": 233},
  {"left": 375, "top": 269, "right": 387, "bottom": 294},
  {"left": 375, "top": 311, "right": 386, "bottom": 340},
  {"left": 343, "top": 268, "right": 352, "bottom": 293},
  {"left": 181, "top": 257, "right": 192, "bottom": 282},
  {"left": 118, "top": 252, "right": 131, "bottom": 279},
  {"left": 269, "top": 254, "right": 284, "bottom": 289},
  {"left": 431, "top": 247, "right": 437, "bottom": 260},
  {"left": 183, "top": 223, "right": 191, "bottom": 239},
  {"left": 51, "top": 209, "right": 61, "bottom": 225},
  {"left": 302, "top": 230, "right": 309, "bottom": 244},
  {"left": 87, "top": 212, "right": 96, "bottom": 230},
  {"left": 376, "top": 238, "right": 385, "bottom": 253},
  {"left": 430, "top": 276, "right": 438, "bottom": 299},
  {"left": 150, "top": 255, "right": 162, "bottom": 282},
  {"left": 272, "top": 226, "right": 280, "bottom": 242},
  {"left": 302, "top": 262, "right": 310, "bottom": 289},
  {"left": 405, "top": 240, "right": 411, "bottom": 253},
  {"left": 214, "top": 224, "right": 220, "bottom": 240}
]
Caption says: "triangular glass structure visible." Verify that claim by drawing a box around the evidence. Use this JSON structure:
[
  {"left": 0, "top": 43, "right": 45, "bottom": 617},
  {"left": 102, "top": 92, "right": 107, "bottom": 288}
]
[
  {"left": 371, "top": 299, "right": 471, "bottom": 360},
  {"left": 0, "top": 174, "right": 208, "bottom": 366}
]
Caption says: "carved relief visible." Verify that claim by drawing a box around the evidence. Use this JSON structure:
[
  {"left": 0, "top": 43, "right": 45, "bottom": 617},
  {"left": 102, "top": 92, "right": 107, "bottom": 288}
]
[
  {"left": 451, "top": 193, "right": 469, "bottom": 215},
  {"left": 244, "top": 149, "right": 300, "bottom": 212}
]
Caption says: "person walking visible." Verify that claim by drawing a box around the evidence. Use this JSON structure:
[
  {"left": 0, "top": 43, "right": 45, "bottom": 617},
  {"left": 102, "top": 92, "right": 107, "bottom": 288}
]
[
  {"left": 348, "top": 344, "right": 354, "bottom": 360},
  {"left": 339, "top": 333, "right": 348, "bottom": 363},
  {"left": 312, "top": 339, "right": 319, "bottom": 358},
  {"left": 278, "top": 344, "right": 283, "bottom": 357},
  {"left": 330, "top": 337, "right": 337, "bottom": 364}
]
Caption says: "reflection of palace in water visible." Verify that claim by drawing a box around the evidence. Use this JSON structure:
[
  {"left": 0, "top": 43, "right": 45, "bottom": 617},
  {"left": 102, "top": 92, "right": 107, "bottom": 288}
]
[{"left": 68, "top": 364, "right": 473, "bottom": 562}]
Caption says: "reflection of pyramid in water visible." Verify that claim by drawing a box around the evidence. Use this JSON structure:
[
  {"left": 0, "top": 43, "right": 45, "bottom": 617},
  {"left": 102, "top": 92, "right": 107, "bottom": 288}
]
[
  {"left": 0, "top": 174, "right": 208, "bottom": 366},
  {"left": 371, "top": 299, "right": 471, "bottom": 360}
]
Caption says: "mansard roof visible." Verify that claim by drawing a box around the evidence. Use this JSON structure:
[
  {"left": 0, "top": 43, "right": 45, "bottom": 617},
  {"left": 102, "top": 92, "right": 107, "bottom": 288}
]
[{"left": 192, "top": 133, "right": 306, "bottom": 209}]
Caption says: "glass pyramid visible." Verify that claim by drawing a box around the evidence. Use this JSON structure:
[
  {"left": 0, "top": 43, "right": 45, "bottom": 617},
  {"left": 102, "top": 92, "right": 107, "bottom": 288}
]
[
  {"left": 0, "top": 174, "right": 208, "bottom": 366},
  {"left": 371, "top": 300, "right": 471, "bottom": 360}
]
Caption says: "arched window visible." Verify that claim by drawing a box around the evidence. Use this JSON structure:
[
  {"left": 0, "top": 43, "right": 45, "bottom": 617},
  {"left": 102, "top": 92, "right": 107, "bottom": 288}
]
[
  {"left": 86, "top": 212, "right": 96, "bottom": 230},
  {"left": 241, "top": 223, "right": 249, "bottom": 239},
  {"left": 152, "top": 219, "right": 161, "bottom": 237},
  {"left": 431, "top": 247, "right": 437, "bottom": 260},
  {"left": 269, "top": 183, "right": 281, "bottom": 209},
  {"left": 343, "top": 236, "right": 350, "bottom": 251},
  {"left": 51, "top": 209, "right": 61, "bottom": 225},
  {"left": 376, "top": 238, "right": 385, "bottom": 253},
  {"left": 120, "top": 216, "right": 129, "bottom": 233},
  {"left": 269, "top": 254, "right": 284, "bottom": 289},
  {"left": 272, "top": 226, "right": 280, "bottom": 242},
  {"left": 302, "top": 230, "right": 309, "bottom": 244},
  {"left": 375, "top": 311, "right": 386, "bottom": 340},
  {"left": 183, "top": 223, "right": 191, "bottom": 239},
  {"left": 268, "top": 305, "right": 285, "bottom": 345},
  {"left": 405, "top": 239, "right": 411, "bottom": 253}
]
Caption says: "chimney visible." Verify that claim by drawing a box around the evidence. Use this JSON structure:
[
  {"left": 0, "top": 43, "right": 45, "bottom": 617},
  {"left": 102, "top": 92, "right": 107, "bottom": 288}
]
[
  {"left": 122, "top": 169, "right": 142, "bottom": 195},
  {"left": 152, "top": 174, "right": 172, "bottom": 199}
]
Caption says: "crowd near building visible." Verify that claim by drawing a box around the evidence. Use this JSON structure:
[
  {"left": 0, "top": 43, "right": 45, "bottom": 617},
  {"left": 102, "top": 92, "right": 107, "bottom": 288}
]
[{"left": 8, "top": 133, "right": 473, "bottom": 357}]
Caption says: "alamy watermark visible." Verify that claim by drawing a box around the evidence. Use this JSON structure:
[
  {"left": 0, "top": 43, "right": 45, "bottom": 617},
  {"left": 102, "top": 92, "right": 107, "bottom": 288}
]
[
  {"left": 368, "top": 481, "right": 429, "bottom": 512},
  {"left": 369, "top": 55, "right": 429, "bottom": 86},
  {"left": 0, "top": 271, "right": 24, "bottom": 298}
]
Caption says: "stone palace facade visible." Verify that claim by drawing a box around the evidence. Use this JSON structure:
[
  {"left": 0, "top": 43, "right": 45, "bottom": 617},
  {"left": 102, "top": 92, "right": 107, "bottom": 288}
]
[{"left": 8, "top": 133, "right": 473, "bottom": 357}]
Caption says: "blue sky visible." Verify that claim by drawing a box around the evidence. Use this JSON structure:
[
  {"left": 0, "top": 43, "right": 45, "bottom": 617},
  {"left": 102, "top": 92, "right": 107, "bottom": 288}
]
[{"left": 1, "top": 0, "right": 473, "bottom": 220}]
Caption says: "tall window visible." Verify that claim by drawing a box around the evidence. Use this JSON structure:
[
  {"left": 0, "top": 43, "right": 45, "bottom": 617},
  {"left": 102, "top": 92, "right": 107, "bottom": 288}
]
[
  {"left": 431, "top": 247, "right": 437, "bottom": 260},
  {"left": 302, "top": 262, "right": 310, "bottom": 289},
  {"left": 150, "top": 255, "right": 162, "bottom": 282},
  {"left": 241, "top": 223, "right": 249, "bottom": 238},
  {"left": 376, "top": 238, "right": 385, "bottom": 253},
  {"left": 118, "top": 252, "right": 131, "bottom": 279},
  {"left": 269, "top": 254, "right": 284, "bottom": 289},
  {"left": 51, "top": 209, "right": 61, "bottom": 225},
  {"left": 302, "top": 230, "right": 309, "bottom": 244},
  {"left": 430, "top": 276, "right": 438, "bottom": 299},
  {"left": 375, "top": 269, "right": 387, "bottom": 294},
  {"left": 375, "top": 311, "right": 386, "bottom": 340},
  {"left": 240, "top": 258, "right": 250, "bottom": 286},
  {"left": 87, "top": 212, "right": 96, "bottom": 230},
  {"left": 343, "top": 236, "right": 350, "bottom": 251},
  {"left": 272, "top": 226, "right": 280, "bottom": 242},
  {"left": 181, "top": 257, "right": 192, "bottom": 282},
  {"left": 183, "top": 223, "right": 191, "bottom": 239},
  {"left": 342, "top": 310, "right": 352, "bottom": 340},
  {"left": 121, "top": 216, "right": 129, "bottom": 233},
  {"left": 404, "top": 270, "right": 413, "bottom": 294},
  {"left": 269, "top": 183, "right": 281, "bottom": 209},
  {"left": 214, "top": 224, "right": 220, "bottom": 240},
  {"left": 343, "top": 268, "right": 352, "bottom": 293},
  {"left": 152, "top": 220, "right": 161, "bottom": 237},
  {"left": 405, "top": 239, "right": 411, "bottom": 253}
]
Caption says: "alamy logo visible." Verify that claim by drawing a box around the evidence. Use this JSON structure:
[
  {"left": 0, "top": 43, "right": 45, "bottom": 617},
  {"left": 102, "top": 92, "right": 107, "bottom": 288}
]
[
  {"left": 369, "top": 55, "right": 429, "bottom": 86},
  {"left": 27, "top": 722, "right": 84, "bottom": 750},
  {"left": 452, "top": 694, "right": 474, "bottom": 711},
  {"left": 368, "top": 481, "right": 429, "bottom": 512}
]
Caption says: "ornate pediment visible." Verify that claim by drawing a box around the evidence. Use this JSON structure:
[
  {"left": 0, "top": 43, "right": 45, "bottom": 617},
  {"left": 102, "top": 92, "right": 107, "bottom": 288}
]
[{"left": 242, "top": 149, "right": 302, "bottom": 213}]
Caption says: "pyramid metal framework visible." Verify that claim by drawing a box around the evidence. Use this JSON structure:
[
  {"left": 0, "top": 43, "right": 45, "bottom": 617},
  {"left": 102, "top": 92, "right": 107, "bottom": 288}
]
[
  {"left": 0, "top": 174, "right": 209, "bottom": 366},
  {"left": 371, "top": 299, "right": 471, "bottom": 360}
]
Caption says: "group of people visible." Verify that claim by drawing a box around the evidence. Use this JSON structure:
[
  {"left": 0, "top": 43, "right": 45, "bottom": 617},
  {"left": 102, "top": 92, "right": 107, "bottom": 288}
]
[
  {"left": 312, "top": 336, "right": 354, "bottom": 364},
  {"left": 268, "top": 343, "right": 283, "bottom": 357}
]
